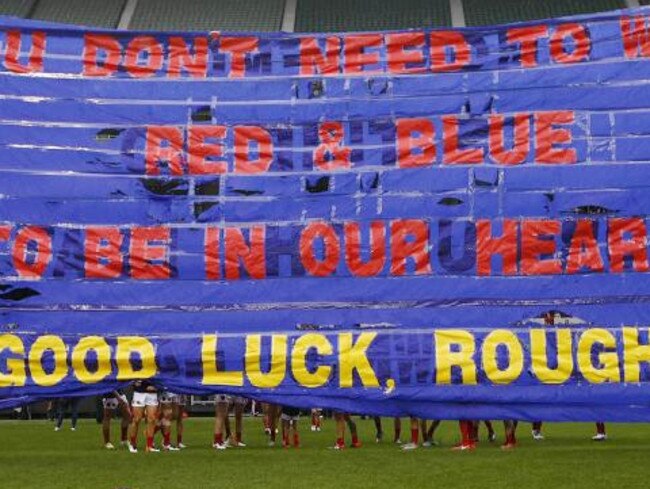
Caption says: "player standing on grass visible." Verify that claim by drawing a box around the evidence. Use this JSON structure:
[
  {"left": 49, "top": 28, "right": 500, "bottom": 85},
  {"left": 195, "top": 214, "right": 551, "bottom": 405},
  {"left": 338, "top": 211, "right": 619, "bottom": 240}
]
[
  {"left": 230, "top": 396, "right": 247, "bottom": 447},
  {"left": 311, "top": 408, "right": 322, "bottom": 432},
  {"left": 281, "top": 405, "right": 301, "bottom": 448},
  {"left": 332, "top": 413, "right": 362, "bottom": 449},
  {"left": 101, "top": 390, "right": 131, "bottom": 449},
  {"left": 401, "top": 417, "right": 422, "bottom": 450},
  {"left": 128, "top": 380, "right": 159, "bottom": 453},
  {"left": 213, "top": 394, "right": 230, "bottom": 450},
  {"left": 158, "top": 390, "right": 181, "bottom": 451},
  {"left": 173, "top": 394, "right": 187, "bottom": 449}
]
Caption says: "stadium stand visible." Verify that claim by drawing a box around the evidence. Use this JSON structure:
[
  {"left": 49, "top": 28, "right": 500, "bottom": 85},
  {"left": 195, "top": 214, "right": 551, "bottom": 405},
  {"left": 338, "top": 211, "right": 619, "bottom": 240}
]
[
  {"left": 295, "top": 0, "right": 451, "bottom": 32},
  {"left": 29, "top": 0, "right": 126, "bottom": 28},
  {"left": 463, "top": 0, "right": 626, "bottom": 26},
  {"left": 128, "top": 0, "right": 285, "bottom": 32},
  {"left": 0, "top": 0, "right": 36, "bottom": 17}
]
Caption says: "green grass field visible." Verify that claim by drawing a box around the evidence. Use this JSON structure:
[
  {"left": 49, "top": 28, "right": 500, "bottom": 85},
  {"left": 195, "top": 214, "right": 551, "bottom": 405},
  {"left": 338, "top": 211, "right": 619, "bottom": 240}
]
[{"left": 0, "top": 416, "right": 647, "bottom": 489}]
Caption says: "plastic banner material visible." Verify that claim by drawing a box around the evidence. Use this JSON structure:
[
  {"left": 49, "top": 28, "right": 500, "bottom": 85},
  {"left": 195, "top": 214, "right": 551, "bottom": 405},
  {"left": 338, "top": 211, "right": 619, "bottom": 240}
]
[{"left": 3, "top": 9, "right": 650, "bottom": 420}]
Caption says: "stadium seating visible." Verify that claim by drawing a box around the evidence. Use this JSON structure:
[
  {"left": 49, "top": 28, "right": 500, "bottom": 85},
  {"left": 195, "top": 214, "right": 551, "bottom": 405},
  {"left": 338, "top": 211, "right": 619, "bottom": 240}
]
[
  {"left": 29, "top": 0, "right": 126, "bottom": 28},
  {"left": 295, "top": 0, "right": 451, "bottom": 32},
  {"left": 0, "top": 0, "right": 35, "bottom": 17},
  {"left": 128, "top": 0, "right": 285, "bottom": 31},
  {"left": 463, "top": 0, "right": 626, "bottom": 26}
]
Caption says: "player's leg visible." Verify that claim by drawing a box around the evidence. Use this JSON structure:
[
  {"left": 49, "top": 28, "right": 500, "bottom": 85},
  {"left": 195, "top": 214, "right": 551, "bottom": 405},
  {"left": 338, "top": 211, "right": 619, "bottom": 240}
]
[
  {"left": 69, "top": 397, "right": 80, "bottom": 431},
  {"left": 451, "top": 420, "right": 475, "bottom": 451},
  {"left": 267, "top": 403, "right": 279, "bottom": 446},
  {"left": 345, "top": 414, "right": 361, "bottom": 448},
  {"left": 118, "top": 400, "right": 131, "bottom": 447},
  {"left": 592, "top": 422, "right": 607, "bottom": 441},
  {"left": 213, "top": 396, "right": 229, "bottom": 449},
  {"left": 144, "top": 395, "right": 160, "bottom": 452},
  {"left": 401, "top": 417, "right": 420, "bottom": 450},
  {"left": 54, "top": 398, "right": 65, "bottom": 431},
  {"left": 484, "top": 420, "right": 496, "bottom": 442},
  {"left": 532, "top": 421, "right": 544, "bottom": 440},
  {"left": 102, "top": 406, "right": 116, "bottom": 448},
  {"left": 393, "top": 417, "right": 402, "bottom": 444},
  {"left": 311, "top": 408, "right": 322, "bottom": 432},
  {"left": 233, "top": 397, "right": 246, "bottom": 447},
  {"left": 281, "top": 414, "right": 290, "bottom": 448},
  {"left": 426, "top": 420, "right": 441, "bottom": 446},
  {"left": 292, "top": 418, "right": 300, "bottom": 447},
  {"left": 373, "top": 416, "right": 383, "bottom": 442},
  {"left": 173, "top": 399, "right": 186, "bottom": 448},
  {"left": 333, "top": 412, "right": 346, "bottom": 449},
  {"left": 128, "top": 394, "right": 145, "bottom": 453},
  {"left": 160, "top": 395, "right": 177, "bottom": 451},
  {"left": 501, "top": 420, "right": 518, "bottom": 450}
]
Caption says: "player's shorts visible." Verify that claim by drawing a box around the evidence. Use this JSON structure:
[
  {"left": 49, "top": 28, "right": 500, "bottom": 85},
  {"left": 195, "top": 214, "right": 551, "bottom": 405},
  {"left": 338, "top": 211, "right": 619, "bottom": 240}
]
[
  {"left": 214, "top": 394, "right": 232, "bottom": 404},
  {"left": 102, "top": 394, "right": 127, "bottom": 410},
  {"left": 232, "top": 396, "right": 247, "bottom": 406},
  {"left": 132, "top": 392, "right": 159, "bottom": 407},
  {"left": 281, "top": 412, "right": 300, "bottom": 422},
  {"left": 159, "top": 391, "right": 179, "bottom": 404}
]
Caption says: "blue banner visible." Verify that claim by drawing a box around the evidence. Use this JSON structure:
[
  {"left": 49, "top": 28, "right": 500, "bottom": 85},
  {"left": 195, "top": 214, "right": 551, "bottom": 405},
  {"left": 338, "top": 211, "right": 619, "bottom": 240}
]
[{"left": 3, "top": 8, "right": 650, "bottom": 420}]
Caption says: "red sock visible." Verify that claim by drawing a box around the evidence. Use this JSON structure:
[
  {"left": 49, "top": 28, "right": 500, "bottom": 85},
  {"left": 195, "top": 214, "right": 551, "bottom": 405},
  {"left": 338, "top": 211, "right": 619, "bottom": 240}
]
[
  {"left": 459, "top": 421, "right": 469, "bottom": 445},
  {"left": 411, "top": 427, "right": 419, "bottom": 445},
  {"left": 146, "top": 436, "right": 154, "bottom": 449},
  {"left": 336, "top": 437, "right": 344, "bottom": 446},
  {"left": 214, "top": 433, "right": 223, "bottom": 445},
  {"left": 163, "top": 432, "right": 170, "bottom": 446},
  {"left": 130, "top": 435, "right": 137, "bottom": 448},
  {"left": 293, "top": 433, "right": 300, "bottom": 447},
  {"left": 596, "top": 422, "right": 606, "bottom": 435},
  {"left": 351, "top": 433, "right": 359, "bottom": 444}
]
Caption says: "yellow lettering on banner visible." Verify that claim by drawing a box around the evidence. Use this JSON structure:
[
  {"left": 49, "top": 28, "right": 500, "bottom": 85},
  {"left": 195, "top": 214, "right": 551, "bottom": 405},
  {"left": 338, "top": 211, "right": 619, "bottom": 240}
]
[
  {"left": 577, "top": 328, "right": 620, "bottom": 384},
  {"left": 245, "top": 335, "right": 287, "bottom": 388},
  {"left": 0, "top": 334, "right": 26, "bottom": 387},
  {"left": 115, "top": 336, "right": 157, "bottom": 380},
  {"left": 71, "top": 336, "right": 112, "bottom": 384},
  {"left": 622, "top": 327, "right": 650, "bottom": 383},
  {"left": 482, "top": 329, "right": 524, "bottom": 385},
  {"left": 435, "top": 330, "right": 477, "bottom": 385},
  {"left": 530, "top": 329, "right": 573, "bottom": 383},
  {"left": 291, "top": 333, "right": 332, "bottom": 388},
  {"left": 339, "top": 332, "right": 380, "bottom": 388},
  {"left": 29, "top": 335, "right": 68, "bottom": 387},
  {"left": 201, "top": 334, "right": 243, "bottom": 386}
]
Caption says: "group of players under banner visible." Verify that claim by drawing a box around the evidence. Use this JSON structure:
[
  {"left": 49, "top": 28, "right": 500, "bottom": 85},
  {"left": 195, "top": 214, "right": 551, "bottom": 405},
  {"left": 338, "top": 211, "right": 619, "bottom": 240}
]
[{"left": 88, "top": 379, "right": 610, "bottom": 452}]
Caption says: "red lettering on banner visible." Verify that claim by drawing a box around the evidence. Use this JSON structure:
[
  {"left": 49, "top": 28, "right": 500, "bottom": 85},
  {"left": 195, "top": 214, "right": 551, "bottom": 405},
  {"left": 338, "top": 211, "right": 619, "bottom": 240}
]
[
  {"left": 0, "top": 226, "right": 10, "bottom": 242},
  {"left": 82, "top": 34, "right": 121, "bottom": 77},
  {"left": 300, "top": 222, "right": 340, "bottom": 277},
  {"left": 389, "top": 219, "right": 431, "bottom": 276},
  {"left": 620, "top": 15, "right": 650, "bottom": 58},
  {"left": 535, "top": 111, "right": 576, "bottom": 164},
  {"left": 145, "top": 126, "right": 184, "bottom": 175},
  {"left": 430, "top": 31, "right": 471, "bottom": 72},
  {"left": 188, "top": 126, "right": 227, "bottom": 174},
  {"left": 396, "top": 118, "right": 436, "bottom": 168},
  {"left": 386, "top": 32, "right": 426, "bottom": 74},
  {"left": 234, "top": 126, "right": 273, "bottom": 174},
  {"left": 224, "top": 227, "right": 266, "bottom": 280},
  {"left": 299, "top": 36, "right": 341, "bottom": 76},
  {"left": 608, "top": 218, "right": 650, "bottom": 273},
  {"left": 220, "top": 36, "right": 258, "bottom": 78},
  {"left": 521, "top": 220, "right": 562, "bottom": 275},
  {"left": 488, "top": 114, "right": 531, "bottom": 165},
  {"left": 124, "top": 36, "right": 163, "bottom": 78},
  {"left": 442, "top": 116, "right": 483, "bottom": 164},
  {"left": 168, "top": 37, "right": 208, "bottom": 78},
  {"left": 344, "top": 34, "right": 382, "bottom": 74},
  {"left": 3, "top": 30, "right": 45, "bottom": 74},
  {"left": 476, "top": 220, "right": 518, "bottom": 276},
  {"left": 129, "top": 227, "right": 171, "bottom": 279},
  {"left": 205, "top": 227, "right": 221, "bottom": 280},
  {"left": 12, "top": 226, "right": 52, "bottom": 279},
  {"left": 550, "top": 24, "right": 590, "bottom": 64},
  {"left": 566, "top": 220, "right": 604, "bottom": 274},
  {"left": 313, "top": 122, "right": 351, "bottom": 171},
  {"left": 344, "top": 221, "right": 386, "bottom": 277},
  {"left": 84, "top": 227, "right": 124, "bottom": 278},
  {"left": 507, "top": 25, "right": 548, "bottom": 68}
]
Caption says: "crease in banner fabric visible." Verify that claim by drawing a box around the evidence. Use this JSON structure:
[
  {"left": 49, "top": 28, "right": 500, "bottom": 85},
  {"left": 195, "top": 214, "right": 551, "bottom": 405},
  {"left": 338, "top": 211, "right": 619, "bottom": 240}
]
[{"left": 3, "top": 8, "right": 650, "bottom": 420}]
